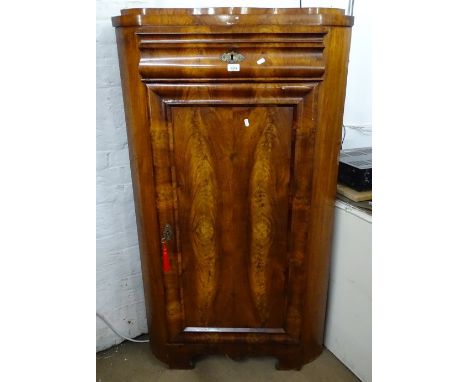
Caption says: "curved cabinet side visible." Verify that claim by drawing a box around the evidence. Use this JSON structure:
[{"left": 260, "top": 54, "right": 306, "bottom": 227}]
[{"left": 114, "top": 26, "right": 169, "bottom": 362}]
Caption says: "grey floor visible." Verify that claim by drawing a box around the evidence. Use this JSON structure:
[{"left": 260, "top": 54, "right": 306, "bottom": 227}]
[{"left": 96, "top": 337, "right": 360, "bottom": 382}]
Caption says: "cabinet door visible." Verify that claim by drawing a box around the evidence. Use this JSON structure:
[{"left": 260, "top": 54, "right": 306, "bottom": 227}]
[{"left": 148, "top": 83, "right": 318, "bottom": 344}]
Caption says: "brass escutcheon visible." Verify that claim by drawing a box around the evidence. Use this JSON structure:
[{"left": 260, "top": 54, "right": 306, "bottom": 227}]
[
  {"left": 220, "top": 51, "right": 245, "bottom": 64},
  {"left": 161, "top": 223, "right": 173, "bottom": 243}
]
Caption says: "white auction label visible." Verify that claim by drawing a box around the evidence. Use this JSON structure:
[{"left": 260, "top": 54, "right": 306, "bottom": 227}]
[{"left": 227, "top": 64, "right": 240, "bottom": 72}]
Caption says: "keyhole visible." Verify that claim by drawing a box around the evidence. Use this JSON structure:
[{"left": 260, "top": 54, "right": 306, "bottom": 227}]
[{"left": 230, "top": 53, "right": 234, "bottom": 61}]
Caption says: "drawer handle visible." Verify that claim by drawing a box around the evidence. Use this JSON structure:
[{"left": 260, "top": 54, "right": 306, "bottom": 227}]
[{"left": 221, "top": 51, "right": 245, "bottom": 64}]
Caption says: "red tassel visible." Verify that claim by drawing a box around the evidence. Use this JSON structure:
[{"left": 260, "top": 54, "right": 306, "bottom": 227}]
[{"left": 162, "top": 242, "right": 171, "bottom": 273}]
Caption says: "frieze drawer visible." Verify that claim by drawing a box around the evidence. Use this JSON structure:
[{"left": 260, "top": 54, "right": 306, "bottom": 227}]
[{"left": 137, "top": 33, "right": 326, "bottom": 81}]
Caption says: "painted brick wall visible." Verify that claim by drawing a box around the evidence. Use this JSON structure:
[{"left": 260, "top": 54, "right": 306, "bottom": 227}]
[{"left": 96, "top": 0, "right": 151, "bottom": 352}]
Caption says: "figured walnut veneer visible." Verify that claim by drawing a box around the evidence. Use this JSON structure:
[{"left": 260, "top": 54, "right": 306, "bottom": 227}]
[{"left": 112, "top": 7, "right": 353, "bottom": 370}]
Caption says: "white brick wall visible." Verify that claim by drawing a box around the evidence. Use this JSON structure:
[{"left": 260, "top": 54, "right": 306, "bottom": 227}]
[{"left": 96, "top": 0, "right": 152, "bottom": 352}]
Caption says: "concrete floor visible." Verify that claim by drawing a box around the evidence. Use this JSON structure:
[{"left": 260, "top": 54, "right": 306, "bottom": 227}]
[{"left": 96, "top": 337, "right": 361, "bottom": 382}]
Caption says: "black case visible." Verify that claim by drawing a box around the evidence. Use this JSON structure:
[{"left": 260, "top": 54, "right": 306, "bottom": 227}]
[{"left": 338, "top": 147, "right": 372, "bottom": 192}]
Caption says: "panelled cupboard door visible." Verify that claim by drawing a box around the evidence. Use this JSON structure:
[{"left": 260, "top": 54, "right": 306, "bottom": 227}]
[{"left": 148, "top": 83, "right": 319, "bottom": 344}]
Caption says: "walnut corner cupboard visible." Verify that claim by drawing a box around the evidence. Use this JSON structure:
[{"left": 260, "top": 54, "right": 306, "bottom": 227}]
[{"left": 112, "top": 7, "right": 353, "bottom": 370}]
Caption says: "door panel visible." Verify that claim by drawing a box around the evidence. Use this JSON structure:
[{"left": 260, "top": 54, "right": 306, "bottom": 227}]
[
  {"left": 147, "top": 83, "right": 318, "bottom": 343},
  {"left": 172, "top": 106, "right": 293, "bottom": 329}
]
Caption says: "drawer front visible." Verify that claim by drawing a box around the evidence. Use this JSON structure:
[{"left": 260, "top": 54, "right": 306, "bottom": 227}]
[{"left": 138, "top": 33, "right": 327, "bottom": 81}]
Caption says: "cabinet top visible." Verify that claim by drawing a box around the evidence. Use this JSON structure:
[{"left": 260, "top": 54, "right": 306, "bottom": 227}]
[{"left": 112, "top": 7, "right": 353, "bottom": 28}]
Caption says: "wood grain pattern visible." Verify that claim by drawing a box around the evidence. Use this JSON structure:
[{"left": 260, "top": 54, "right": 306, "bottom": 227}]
[
  {"left": 113, "top": 7, "right": 353, "bottom": 370},
  {"left": 114, "top": 27, "right": 170, "bottom": 363},
  {"left": 249, "top": 111, "right": 278, "bottom": 325},
  {"left": 139, "top": 46, "right": 324, "bottom": 80},
  {"left": 171, "top": 105, "right": 292, "bottom": 333},
  {"left": 301, "top": 26, "right": 353, "bottom": 364},
  {"left": 112, "top": 7, "right": 353, "bottom": 28},
  {"left": 147, "top": 90, "right": 184, "bottom": 341},
  {"left": 120, "top": 7, "right": 347, "bottom": 16},
  {"left": 186, "top": 109, "right": 219, "bottom": 326}
]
